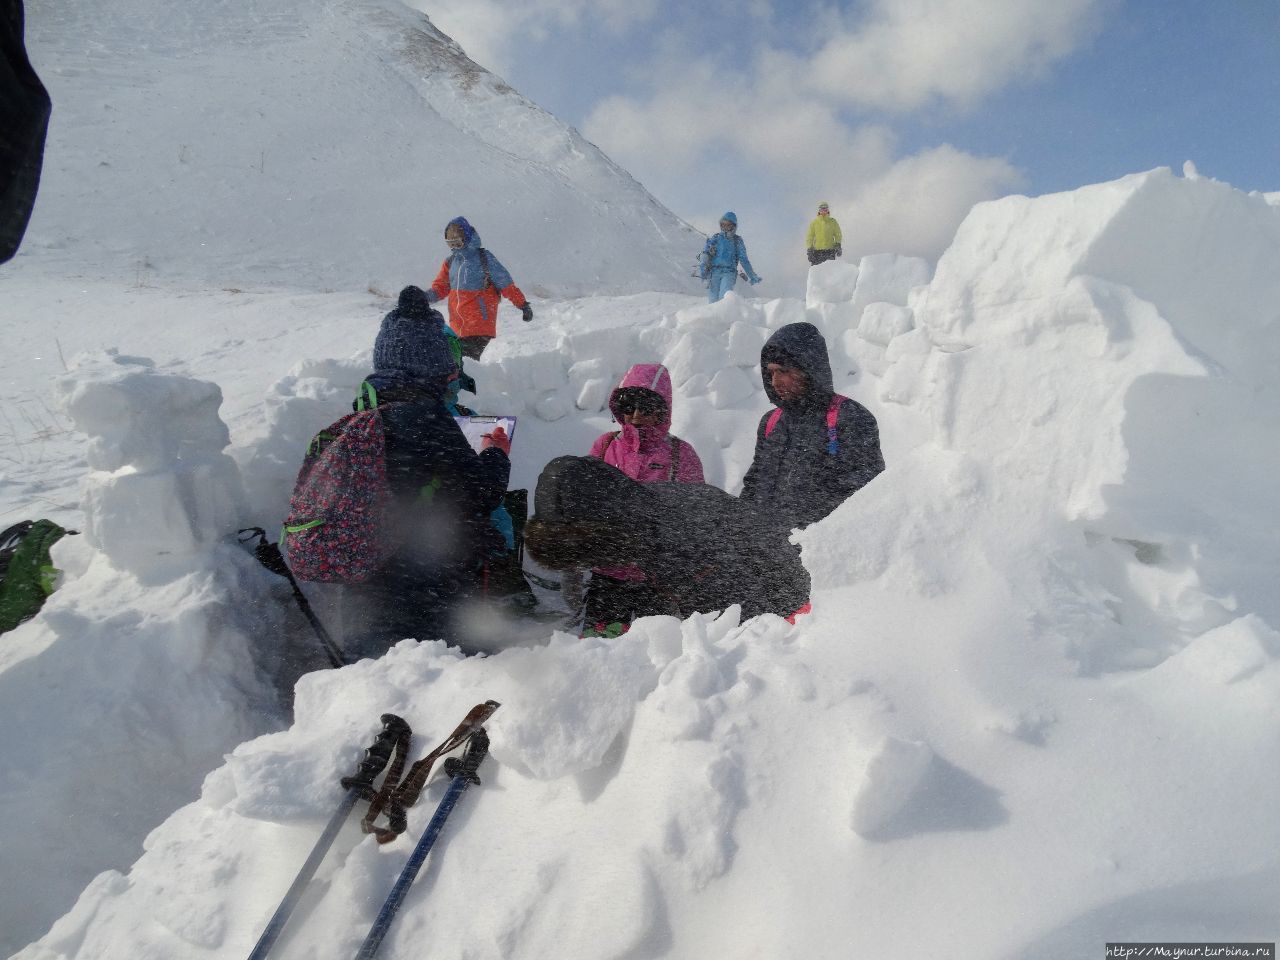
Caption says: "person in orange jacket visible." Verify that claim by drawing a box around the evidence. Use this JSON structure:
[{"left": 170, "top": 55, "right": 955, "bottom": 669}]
[{"left": 425, "top": 216, "right": 533, "bottom": 360}]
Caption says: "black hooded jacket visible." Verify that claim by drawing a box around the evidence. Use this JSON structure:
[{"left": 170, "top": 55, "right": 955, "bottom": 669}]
[
  {"left": 529, "top": 456, "right": 810, "bottom": 621},
  {"left": 364, "top": 287, "right": 509, "bottom": 570},
  {"left": 739, "top": 322, "right": 884, "bottom": 530}
]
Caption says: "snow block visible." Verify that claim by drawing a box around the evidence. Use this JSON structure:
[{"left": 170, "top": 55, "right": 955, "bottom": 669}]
[
  {"left": 805, "top": 260, "right": 860, "bottom": 306},
  {"left": 726, "top": 320, "right": 766, "bottom": 367},
  {"left": 857, "top": 302, "right": 915, "bottom": 346},
  {"left": 708, "top": 367, "right": 756, "bottom": 409},
  {"left": 57, "top": 352, "right": 247, "bottom": 576},
  {"left": 850, "top": 254, "right": 931, "bottom": 316}
]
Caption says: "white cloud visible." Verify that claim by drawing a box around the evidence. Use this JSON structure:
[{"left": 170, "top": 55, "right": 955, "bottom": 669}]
[
  {"left": 807, "top": 0, "right": 1103, "bottom": 111},
  {"left": 830, "top": 145, "right": 1025, "bottom": 259}
]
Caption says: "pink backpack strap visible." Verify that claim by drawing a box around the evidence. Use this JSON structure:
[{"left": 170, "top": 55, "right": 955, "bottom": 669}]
[
  {"left": 764, "top": 408, "right": 783, "bottom": 438},
  {"left": 826, "top": 395, "right": 846, "bottom": 455},
  {"left": 764, "top": 396, "right": 845, "bottom": 454}
]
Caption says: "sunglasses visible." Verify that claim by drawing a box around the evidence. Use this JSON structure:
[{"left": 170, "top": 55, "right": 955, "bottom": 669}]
[
  {"left": 446, "top": 236, "right": 465, "bottom": 249},
  {"left": 614, "top": 388, "right": 666, "bottom": 417},
  {"left": 720, "top": 221, "right": 735, "bottom": 231}
]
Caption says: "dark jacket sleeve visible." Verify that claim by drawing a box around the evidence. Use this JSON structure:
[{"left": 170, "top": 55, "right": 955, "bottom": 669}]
[
  {"left": 831, "top": 400, "right": 885, "bottom": 502},
  {"left": 737, "top": 413, "right": 770, "bottom": 501}
]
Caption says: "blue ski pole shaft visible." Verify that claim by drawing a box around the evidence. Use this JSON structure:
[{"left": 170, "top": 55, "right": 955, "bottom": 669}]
[
  {"left": 247, "top": 789, "right": 360, "bottom": 960},
  {"left": 246, "top": 714, "right": 412, "bottom": 960},
  {"left": 353, "top": 729, "right": 489, "bottom": 960}
]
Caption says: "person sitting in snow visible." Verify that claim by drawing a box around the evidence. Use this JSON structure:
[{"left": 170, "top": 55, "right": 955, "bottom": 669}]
[
  {"left": 571, "top": 363, "right": 705, "bottom": 636},
  {"left": 426, "top": 216, "right": 533, "bottom": 361},
  {"left": 341, "top": 285, "right": 511, "bottom": 660},
  {"left": 527, "top": 456, "right": 809, "bottom": 625},
  {"left": 700, "top": 211, "right": 762, "bottom": 304},
  {"left": 740, "top": 321, "right": 884, "bottom": 532},
  {"left": 805, "top": 201, "right": 842, "bottom": 267}
]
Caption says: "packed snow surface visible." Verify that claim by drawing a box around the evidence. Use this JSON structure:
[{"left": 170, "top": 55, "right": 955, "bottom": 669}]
[{"left": 2, "top": 166, "right": 1278, "bottom": 959}]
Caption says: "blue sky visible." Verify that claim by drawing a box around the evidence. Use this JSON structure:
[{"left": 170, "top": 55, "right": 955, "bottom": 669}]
[{"left": 418, "top": 0, "right": 1280, "bottom": 291}]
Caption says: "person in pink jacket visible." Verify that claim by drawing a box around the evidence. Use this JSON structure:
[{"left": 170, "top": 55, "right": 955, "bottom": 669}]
[{"left": 576, "top": 363, "right": 704, "bottom": 636}]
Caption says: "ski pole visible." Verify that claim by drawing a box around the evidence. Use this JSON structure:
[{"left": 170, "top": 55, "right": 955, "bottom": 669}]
[
  {"left": 238, "top": 527, "right": 346, "bottom": 668},
  {"left": 247, "top": 714, "right": 412, "bottom": 960},
  {"left": 353, "top": 728, "right": 491, "bottom": 960}
]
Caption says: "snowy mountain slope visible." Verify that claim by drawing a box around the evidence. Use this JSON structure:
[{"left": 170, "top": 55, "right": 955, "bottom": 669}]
[
  {"left": 4, "top": 168, "right": 1279, "bottom": 958},
  {"left": 16, "top": 0, "right": 699, "bottom": 295}
]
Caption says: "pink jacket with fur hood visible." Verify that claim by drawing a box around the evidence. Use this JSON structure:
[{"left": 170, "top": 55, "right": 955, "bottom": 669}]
[{"left": 588, "top": 363, "right": 704, "bottom": 484}]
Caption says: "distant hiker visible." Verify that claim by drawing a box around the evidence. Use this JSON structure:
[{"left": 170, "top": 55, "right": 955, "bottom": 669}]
[
  {"left": 575, "top": 363, "right": 705, "bottom": 635},
  {"left": 740, "top": 321, "right": 884, "bottom": 531},
  {"left": 527, "top": 456, "right": 809, "bottom": 625},
  {"left": 700, "top": 211, "right": 762, "bottom": 303},
  {"left": 1, "top": 0, "right": 51, "bottom": 264},
  {"left": 806, "top": 201, "right": 842, "bottom": 267},
  {"left": 426, "top": 216, "right": 532, "bottom": 361},
  {"left": 341, "top": 285, "right": 511, "bottom": 659}
]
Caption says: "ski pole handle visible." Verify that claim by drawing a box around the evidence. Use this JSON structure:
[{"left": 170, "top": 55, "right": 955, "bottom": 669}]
[{"left": 341, "top": 714, "right": 412, "bottom": 799}]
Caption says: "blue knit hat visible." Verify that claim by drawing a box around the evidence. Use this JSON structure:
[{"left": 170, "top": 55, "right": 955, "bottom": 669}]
[
  {"left": 721, "top": 211, "right": 737, "bottom": 225},
  {"left": 372, "top": 286, "right": 453, "bottom": 382}
]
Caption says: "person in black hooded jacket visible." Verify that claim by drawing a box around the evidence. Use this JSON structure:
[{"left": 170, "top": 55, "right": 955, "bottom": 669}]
[
  {"left": 340, "top": 285, "right": 510, "bottom": 660},
  {"left": 739, "top": 321, "right": 884, "bottom": 531},
  {"left": 526, "top": 455, "right": 810, "bottom": 628}
]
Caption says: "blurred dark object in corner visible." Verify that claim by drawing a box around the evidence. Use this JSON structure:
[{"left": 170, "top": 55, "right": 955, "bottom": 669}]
[{"left": 1, "top": 0, "right": 51, "bottom": 264}]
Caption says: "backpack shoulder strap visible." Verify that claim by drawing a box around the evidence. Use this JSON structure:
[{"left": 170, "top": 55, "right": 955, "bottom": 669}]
[
  {"left": 826, "top": 395, "right": 847, "bottom": 454},
  {"left": 764, "top": 408, "right": 783, "bottom": 438},
  {"left": 478, "top": 248, "right": 495, "bottom": 291},
  {"left": 763, "top": 396, "right": 844, "bottom": 452},
  {"left": 356, "top": 380, "right": 378, "bottom": 412},
  {"left": 668, "top": 436, "right": 681, "bottom": 480}
]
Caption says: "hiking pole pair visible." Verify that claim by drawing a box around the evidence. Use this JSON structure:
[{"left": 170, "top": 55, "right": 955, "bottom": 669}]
[
  {"left": 353, "top": 725, "right": 493, "bottom": 960},
  {"left": 238, "top": 526, "right": 346, "bottom": 668},
  {"left": 247, "top": 714, "right": 412, "bottom": 960}
]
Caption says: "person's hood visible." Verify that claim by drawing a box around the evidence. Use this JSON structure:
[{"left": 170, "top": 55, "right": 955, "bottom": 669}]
[
  {"left": 608, "top": 363, "right": 674, "bottom": 437},
  {"left": 759, "top": 321, "right": 834, "bottom": 411},
  {"left": 446, "top": 216, "right": 482, "bottom": 252},
  {"left": 371, "top": 286, "right": 453, "bottom": 391},
  {"left": 533, "top": 456, "right": 653, "bottom": 527}
]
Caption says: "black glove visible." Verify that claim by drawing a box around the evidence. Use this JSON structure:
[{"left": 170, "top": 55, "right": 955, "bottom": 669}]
[
  {"left": 834, "top": 244, "right": 842, "bottom": 257},
  {"left": 521, "top": 303, "right": 534, "bottom": 322}
]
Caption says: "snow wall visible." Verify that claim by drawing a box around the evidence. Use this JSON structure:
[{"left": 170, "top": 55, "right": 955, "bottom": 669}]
[{"left": 10, "top": 168, "right": 1280, "bottom": 959}]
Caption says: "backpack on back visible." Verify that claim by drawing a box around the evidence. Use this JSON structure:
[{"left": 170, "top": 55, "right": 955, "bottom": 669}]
[{"left": 281, "top": 409, "right": 397, "bottom": 583}]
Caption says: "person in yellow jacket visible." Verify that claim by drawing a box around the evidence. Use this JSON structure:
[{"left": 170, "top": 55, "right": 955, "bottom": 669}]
[{"left": 805, "top": 202, "right": 842, "bottom": 266}]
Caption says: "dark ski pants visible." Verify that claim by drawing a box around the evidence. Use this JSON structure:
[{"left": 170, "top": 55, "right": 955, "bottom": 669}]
[
  {"left": 807, "top": 247, "right": 838, "bottom": 266},
  {"left": 458, "top": 336, "right": 492, "bottom": 361},
  {"left": 340, "top": 562, "right": 468, "bottom": 661}
]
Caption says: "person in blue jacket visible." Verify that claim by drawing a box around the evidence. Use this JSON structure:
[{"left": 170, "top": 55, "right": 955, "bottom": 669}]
[{"left": 700, "top": 211, "right": 762, "bottom": 303}]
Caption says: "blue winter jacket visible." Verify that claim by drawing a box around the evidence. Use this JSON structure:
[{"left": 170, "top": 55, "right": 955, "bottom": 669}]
[{"left": 703, "top": 231, "right": 760, "bottom": 283}]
